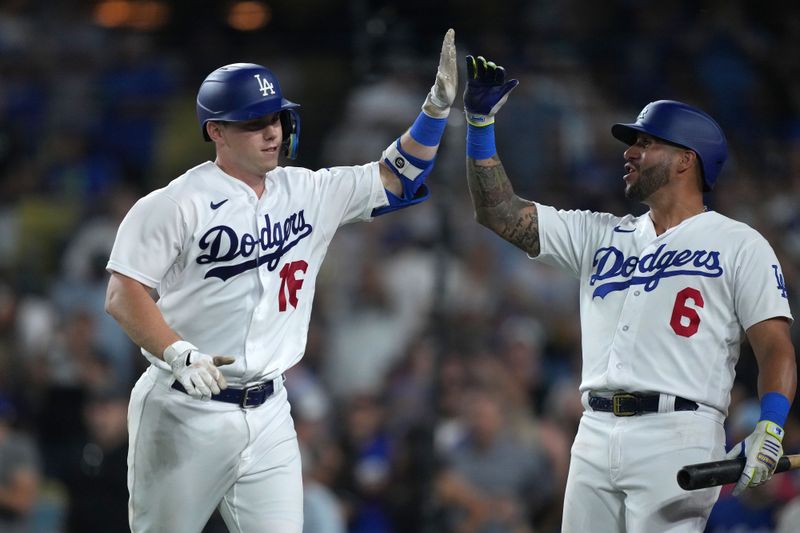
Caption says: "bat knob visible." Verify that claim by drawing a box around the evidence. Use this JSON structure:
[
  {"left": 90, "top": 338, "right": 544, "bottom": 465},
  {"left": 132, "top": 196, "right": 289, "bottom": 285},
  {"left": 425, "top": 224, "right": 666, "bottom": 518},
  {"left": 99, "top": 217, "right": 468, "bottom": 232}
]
[{"left": 677, "top": 468, "right": 692, "bottom": 490}]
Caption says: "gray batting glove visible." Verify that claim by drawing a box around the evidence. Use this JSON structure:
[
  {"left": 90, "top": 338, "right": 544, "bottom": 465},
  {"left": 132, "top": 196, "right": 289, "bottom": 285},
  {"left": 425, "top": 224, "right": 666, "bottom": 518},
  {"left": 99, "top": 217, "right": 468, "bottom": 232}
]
[
  {"left": 163, "top": 340, "right": 234, "bottom": 401},
  {"left": 725, "top": 419, "right": 784, "bottom": 496},
  {"left": 421, "top": 28, "right": 457, "bottom": 119}
]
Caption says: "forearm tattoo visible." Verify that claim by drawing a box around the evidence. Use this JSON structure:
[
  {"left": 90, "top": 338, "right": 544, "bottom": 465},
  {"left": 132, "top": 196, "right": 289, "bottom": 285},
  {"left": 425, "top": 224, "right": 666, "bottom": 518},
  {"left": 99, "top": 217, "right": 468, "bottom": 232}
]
[{"left": 466, "top": 156, "right": 540, "bottom": 255}]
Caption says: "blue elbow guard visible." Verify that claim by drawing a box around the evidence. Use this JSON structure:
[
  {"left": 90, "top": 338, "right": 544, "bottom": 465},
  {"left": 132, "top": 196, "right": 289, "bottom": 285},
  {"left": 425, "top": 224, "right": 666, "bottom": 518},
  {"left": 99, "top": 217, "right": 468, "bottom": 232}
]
[
  {"left": 383, "top": 138, "right": 434, "bottom": 198},
  {"left": 372, "top": 183, "right": 430, "bottom": 217},
  {"left": 371, "top": 138, "right": 434, "bottom": 217}
]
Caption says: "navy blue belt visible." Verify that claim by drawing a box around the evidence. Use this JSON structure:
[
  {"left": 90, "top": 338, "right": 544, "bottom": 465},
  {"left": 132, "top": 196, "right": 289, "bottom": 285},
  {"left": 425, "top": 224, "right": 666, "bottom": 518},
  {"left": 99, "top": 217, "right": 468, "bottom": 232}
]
[
  {"left": 172, "top": 377, "right": 280, "bottom": 408},
  {"left": 589, "top": 392, "right": 698, "bottom": 417}
]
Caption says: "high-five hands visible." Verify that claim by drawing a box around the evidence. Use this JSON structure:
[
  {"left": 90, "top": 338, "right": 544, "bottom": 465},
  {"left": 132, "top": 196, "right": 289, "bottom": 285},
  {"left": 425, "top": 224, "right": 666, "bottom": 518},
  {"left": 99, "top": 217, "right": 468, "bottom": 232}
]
[
  {"left": 463, "top": 55, "right": 519, "bottom": 127},
  {"left": 422, "top": 28, "right": 458, "bottom": 119},
  {"left": 164, "top": 341, "right": 235, "bottom": 401},
  {"left": 725, "top": 419, "right": 784, "bottom": 496}
]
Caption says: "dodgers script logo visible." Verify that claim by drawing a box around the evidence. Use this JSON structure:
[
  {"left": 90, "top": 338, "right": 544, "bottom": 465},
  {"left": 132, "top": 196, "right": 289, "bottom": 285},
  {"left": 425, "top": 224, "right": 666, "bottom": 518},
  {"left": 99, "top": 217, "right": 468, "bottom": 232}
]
[
  {"left": 197, "top": 210, "right": 312, "bottom": 281},
  {"left": 589, "top": 244, "right": 723, "bottom": 298}
]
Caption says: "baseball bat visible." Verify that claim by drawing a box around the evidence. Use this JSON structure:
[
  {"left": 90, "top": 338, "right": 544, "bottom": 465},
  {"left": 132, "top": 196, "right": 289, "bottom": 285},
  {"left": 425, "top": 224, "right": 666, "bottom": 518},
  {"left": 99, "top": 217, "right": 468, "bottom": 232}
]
[{"left": 677, "top": 454, "right": 800, "bottom": 490}]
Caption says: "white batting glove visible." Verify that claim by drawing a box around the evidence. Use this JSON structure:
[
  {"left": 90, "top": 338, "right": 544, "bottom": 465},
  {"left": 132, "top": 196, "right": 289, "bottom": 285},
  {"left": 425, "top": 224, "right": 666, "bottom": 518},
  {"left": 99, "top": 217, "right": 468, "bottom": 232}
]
[
  {"left": 725, "top": 419, "right": 784, "bottom": 496},
  {"left": 163, "top": 340, "right": 233, "bottom": 401},
  {"left": 421, "top": 28, "right": 457, "bottom": 119}
]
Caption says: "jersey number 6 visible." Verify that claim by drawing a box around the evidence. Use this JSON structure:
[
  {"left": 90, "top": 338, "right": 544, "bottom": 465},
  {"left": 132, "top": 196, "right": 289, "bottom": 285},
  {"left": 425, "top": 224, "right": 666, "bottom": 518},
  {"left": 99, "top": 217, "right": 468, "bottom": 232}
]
[{"left": 670, "top": 287, "right": 704, "bottom": 337}]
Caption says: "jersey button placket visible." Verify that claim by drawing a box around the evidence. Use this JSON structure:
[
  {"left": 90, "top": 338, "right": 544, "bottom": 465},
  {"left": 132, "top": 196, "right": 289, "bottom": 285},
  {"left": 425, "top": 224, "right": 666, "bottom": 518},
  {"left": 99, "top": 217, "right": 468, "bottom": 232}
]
[
  {"left": 244, "top": 207, "right": 264, "bottom": 368},
  {"left": 609, "top": 287, "right": 646, "bottom": 379}
]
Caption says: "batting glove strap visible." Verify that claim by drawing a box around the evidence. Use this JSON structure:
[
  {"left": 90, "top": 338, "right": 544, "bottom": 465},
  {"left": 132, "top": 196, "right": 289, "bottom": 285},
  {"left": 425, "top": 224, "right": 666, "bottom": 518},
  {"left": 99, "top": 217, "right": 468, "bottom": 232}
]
[
  {"left": 163, "top": 340, "right": 198, "bottom": 367},
  {"left": 726, "top": 419, "right": 784, "bottom": 496},
  {"left": 762, "top": 420, "right": 785, "bottom": 442},
  {"left": 465, "top": 111, "right": 495, "bottom": 128}
]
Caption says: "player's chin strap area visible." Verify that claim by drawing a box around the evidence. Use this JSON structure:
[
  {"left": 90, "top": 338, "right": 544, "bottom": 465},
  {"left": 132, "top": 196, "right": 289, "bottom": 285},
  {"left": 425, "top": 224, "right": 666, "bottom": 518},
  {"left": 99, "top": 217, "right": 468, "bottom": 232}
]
[{"left": 372, "top": 138, "right": 433, "bottom": 217}]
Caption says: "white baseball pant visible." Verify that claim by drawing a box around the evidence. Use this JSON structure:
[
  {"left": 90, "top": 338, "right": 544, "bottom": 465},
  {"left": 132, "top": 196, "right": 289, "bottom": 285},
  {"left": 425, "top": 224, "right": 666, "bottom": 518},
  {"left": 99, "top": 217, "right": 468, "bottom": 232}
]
[
  {"left": 562, "top": 405, "right": 725, "bottom": 532},
  {"left": 127, "top": 366, "right": 303, "bottom": 533}
]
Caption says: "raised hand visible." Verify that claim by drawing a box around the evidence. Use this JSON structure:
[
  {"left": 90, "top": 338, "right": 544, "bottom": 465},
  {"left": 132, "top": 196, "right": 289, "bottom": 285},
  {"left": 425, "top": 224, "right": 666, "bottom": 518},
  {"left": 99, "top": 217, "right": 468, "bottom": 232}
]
[
  {"left": 422, "top": 28, "right": 457, "bottom": 119},
  {"left": 463, "top": 55, "right": 519, "bottom": 127}
]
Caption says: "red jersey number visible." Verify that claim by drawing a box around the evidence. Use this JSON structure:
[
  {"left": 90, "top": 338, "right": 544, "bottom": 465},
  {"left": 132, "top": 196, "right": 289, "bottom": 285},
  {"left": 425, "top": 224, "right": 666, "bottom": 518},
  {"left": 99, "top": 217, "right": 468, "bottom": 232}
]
[
  {"left": 670, "top": 287, "right": 704, "bottom": 337},
  {"left": 279, "top": 260, "right": 308, "bottom": 311}
]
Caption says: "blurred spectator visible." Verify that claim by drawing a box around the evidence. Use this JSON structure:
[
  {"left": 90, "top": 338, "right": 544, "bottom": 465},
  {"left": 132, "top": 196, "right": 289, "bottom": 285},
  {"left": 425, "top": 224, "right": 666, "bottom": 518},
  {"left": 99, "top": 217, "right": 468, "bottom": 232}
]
[
  {"left": 322, "top": 73, "right": 423, "bottom": 167},
  {"left": 384, "top": 337, "right": 437, "bottom": 437},
  {"left": 0, "top": 393, "right": 41, "bottom": 533},
  {"left": 776, "top": 494, "right": 800, "bottom": 533},
  {"left": 324, "top": 261, "right": 407, "bottom": 399},
  {"left": 33, "top": 309, "right": 113, "bottom": 480},
  {"left": 37, "top": 126, "right": 123, "bottom": 206},
  {"left": 0, "top": 281, "right": 19, "bottom": 392},
  {"left": 51, "top": 182, "right": 140, "bottom": 387},
  {"left": 302, "top": 441, "right": 347, "bottom": 533},
  {"left": 535, "top": 378, "right": 583, "bottom": 531},
  {"left": 435, "top": 387, "right": 552, "bottom": 532},
  {"left": 495, "top": 316, "right": 547, "bottom": 410},
  {"left": 291, "top": 360, "right": 348, "bottom": 533},
  {"left": 61, "top": 388, "right": 129, "bottom": 533},
  {"left": 337, "top": 393, "right": 395, "bottom": 533},
  {"left": 95, "top": 32, "right": 177, "bottom": 185}
]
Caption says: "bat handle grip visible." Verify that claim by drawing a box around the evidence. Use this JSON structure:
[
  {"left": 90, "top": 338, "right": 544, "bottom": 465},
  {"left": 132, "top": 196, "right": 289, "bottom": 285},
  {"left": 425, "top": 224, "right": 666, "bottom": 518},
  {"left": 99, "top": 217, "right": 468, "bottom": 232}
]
[{"left": 677, "top": 456, "right": 794, "bottom": 491}]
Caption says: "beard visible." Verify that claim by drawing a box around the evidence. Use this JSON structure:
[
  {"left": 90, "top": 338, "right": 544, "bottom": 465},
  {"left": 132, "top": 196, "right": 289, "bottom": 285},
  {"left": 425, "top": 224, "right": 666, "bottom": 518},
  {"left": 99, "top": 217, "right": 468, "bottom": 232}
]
[{"left": 625, "top": 160, "right": 671, "bottom": 202}]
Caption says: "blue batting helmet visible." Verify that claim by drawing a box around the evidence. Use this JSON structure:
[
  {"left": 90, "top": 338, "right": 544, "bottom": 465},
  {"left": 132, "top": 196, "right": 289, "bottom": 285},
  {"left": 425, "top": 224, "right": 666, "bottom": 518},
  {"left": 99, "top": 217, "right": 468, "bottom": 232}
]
[
  {"left": 196, "top": 63, "right": 301, "bottom": 159},
  {"left": 611, "top": 100, "right": 727, "bottom": 191}
]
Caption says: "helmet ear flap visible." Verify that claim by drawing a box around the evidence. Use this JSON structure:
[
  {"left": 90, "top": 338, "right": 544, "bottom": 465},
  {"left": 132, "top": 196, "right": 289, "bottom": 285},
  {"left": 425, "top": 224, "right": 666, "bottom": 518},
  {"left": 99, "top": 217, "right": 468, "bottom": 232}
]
[{"left": 280, "top": 109, "right": 300, "bottom": 160}]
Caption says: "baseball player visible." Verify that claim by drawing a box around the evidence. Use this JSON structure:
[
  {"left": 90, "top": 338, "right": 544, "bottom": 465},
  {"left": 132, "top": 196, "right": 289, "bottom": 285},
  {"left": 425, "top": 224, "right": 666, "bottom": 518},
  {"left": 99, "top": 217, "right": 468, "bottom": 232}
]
[
  {"left": 104, "top": 29, "right": 457, "bottom": 533},
  {"left": 462, "top": 55, "right": 797, "bottom": 532}
]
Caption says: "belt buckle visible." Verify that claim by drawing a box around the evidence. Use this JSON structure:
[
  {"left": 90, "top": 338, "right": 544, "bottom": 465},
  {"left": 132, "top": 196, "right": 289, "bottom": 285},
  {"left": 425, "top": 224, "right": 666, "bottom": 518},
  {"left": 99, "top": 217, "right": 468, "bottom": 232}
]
[
  {"left": 240, "top": 382, "right": 267, "bottom": 408},
  {"left": 612, "top": 393, "right": 638, "bottom": 416}
]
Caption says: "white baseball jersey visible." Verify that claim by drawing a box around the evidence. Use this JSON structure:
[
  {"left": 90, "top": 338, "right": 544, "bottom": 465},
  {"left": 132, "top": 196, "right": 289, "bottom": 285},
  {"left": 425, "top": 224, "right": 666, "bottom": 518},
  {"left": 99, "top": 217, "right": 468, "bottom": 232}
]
[
  {"left": 533, "top": 204, "right": 792, "bottom": 415},
  {"left": 107, "top": 160, "right": 388, "bottom": 385}
]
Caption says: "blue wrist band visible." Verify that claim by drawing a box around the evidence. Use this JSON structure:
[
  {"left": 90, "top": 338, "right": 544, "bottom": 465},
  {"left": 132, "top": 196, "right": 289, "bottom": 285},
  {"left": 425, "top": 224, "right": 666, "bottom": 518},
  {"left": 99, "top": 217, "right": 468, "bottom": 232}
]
[
  {"left": 466, "top": 123, "right": 496, "bottom": 159},
  {"left": 760, "top": 392, "right": 791, "bottom": 426},
  {"left": 409, "top": 112, "right": 447, "bottom": 147}
]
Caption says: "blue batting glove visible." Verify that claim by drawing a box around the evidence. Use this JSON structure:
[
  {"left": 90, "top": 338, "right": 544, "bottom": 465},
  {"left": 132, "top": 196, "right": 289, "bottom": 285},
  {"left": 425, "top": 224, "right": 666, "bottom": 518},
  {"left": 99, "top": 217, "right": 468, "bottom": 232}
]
[{"left": 463, "top": 55, "right": 519, "bottom": 127}]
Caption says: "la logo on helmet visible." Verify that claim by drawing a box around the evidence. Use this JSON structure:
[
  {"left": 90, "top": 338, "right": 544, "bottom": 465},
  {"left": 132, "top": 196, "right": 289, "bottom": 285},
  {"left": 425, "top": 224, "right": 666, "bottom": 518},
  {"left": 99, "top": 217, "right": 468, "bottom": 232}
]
[{"left": 254, "top": 74, "right": 275, "bottom": 96}]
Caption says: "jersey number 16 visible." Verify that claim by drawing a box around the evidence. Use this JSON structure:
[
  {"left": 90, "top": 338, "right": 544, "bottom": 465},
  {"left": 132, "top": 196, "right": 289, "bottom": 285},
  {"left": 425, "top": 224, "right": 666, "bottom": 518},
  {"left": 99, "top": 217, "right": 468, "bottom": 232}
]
[{"left": 278, "top": 260, "right": 308, "bottom": 311}]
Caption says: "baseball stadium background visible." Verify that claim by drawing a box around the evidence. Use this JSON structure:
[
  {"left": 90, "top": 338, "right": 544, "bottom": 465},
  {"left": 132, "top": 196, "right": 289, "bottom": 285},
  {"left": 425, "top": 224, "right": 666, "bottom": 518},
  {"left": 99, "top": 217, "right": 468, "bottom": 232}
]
[{"left": 1, "top": 1, "right": 799, "bottom": 531}]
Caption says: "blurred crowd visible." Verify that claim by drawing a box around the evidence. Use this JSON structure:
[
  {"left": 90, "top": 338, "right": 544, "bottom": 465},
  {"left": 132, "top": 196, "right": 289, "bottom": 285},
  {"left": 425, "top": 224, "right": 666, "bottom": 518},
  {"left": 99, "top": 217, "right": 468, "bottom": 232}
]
[{"left": 1, "top": 1, "right": 800, "bottom": 532}]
